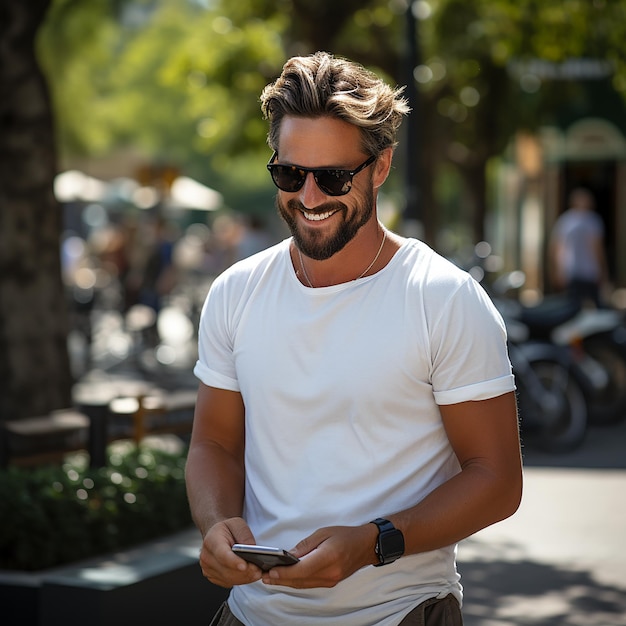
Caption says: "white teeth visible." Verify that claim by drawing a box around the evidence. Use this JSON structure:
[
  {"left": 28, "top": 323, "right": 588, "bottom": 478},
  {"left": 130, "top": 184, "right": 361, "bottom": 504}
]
[{"left": 303, "top": 210, "right": 334, "bottom": 221}]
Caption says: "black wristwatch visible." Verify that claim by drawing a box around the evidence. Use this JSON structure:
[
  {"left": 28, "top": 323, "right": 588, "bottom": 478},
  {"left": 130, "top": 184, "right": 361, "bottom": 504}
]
[{"left": 370, "top": 517, "right": 405, "bottom": 566}]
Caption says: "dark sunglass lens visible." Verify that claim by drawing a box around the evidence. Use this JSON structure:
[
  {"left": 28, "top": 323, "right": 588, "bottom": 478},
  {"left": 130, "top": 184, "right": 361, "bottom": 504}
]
[
  {"left": 316, "top": 170, "right": 351, "bottom": 196},
  {"left": 272, "top": 165, "right": 305, "bottom": 192}
]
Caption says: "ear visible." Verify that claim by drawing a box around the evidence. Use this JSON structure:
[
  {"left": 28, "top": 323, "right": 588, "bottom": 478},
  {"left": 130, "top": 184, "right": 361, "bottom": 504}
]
[{"left": 373, "top": 148, "right": 393, "bottom": 189}]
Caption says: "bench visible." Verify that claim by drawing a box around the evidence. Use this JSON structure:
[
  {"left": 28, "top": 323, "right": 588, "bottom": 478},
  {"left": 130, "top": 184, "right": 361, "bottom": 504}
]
[
  {"left": 0, "top": 409, "right": 90, "bottom": 468},
  {"left": 0, "top": 385, "right": 197, "bottom": 468},
  {"left": 108, "top": 389, "right": 197, "bottom": 443}
]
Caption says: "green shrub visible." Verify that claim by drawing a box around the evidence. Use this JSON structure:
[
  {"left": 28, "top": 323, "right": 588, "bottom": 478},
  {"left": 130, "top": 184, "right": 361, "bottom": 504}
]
[{"left": 0, "top": 442, "right": 192, "bottom": 571}]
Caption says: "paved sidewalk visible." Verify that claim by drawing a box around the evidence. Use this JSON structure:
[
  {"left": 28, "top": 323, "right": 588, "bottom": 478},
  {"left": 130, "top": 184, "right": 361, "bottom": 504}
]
[{"left": 458, "top": 420, "right": 626, "bottom": 626}]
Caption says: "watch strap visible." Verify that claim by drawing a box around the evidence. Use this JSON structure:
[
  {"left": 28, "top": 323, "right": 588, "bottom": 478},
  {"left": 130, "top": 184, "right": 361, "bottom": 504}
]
[
  {"left": 371, "top": 517, "right": 395, "bottom": 533},
  {"left": 370, "top": 517, "right": 405, "bottom": 566}
]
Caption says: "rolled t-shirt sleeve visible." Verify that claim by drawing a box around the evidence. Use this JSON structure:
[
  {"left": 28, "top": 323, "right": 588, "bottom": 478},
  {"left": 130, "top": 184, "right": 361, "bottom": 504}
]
[
  {"left": 428, "top": 276, "right": 515, "bottom": 405},
  {"left": 433, "top": 374, "right": 516, "bottom": 405},
  {"left": 194, "top": 276, "right": 240, "bottom": 392},
  {"left": 193, "top": 360, "right": 239, "bottom": 391}
]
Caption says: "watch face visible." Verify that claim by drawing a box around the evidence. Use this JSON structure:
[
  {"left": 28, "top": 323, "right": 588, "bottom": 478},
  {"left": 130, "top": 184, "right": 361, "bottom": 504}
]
[
  {"left": 372, "top": 519, "right": 405, "bottom": 566},
  {"left": 380, "top": 530, "right": 405, "bottom": 558}
]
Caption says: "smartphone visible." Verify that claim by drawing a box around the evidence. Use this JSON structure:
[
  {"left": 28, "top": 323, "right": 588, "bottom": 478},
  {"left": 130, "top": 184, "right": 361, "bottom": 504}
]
[{"left": 232, "top": 544, "right": 299, "bottom": 571}]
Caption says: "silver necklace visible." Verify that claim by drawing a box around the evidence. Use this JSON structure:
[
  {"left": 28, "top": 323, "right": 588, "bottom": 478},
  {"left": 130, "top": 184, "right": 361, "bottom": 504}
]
[{"left": 297, "top": 229, "right": 387, "bottom": 288}]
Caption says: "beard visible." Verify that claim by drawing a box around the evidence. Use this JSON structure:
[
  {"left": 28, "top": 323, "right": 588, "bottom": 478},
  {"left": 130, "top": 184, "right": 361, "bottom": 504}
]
[{"left": 276, "top": 185, "right": 376, "bottom": 261}]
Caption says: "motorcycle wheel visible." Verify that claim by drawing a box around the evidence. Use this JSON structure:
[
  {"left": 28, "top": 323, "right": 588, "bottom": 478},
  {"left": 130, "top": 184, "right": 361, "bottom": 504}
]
[
  {"left": 517, "top": 359, "right": 588, "bottom": 453},
  {"left": 581, "top": 334, "right": 626, "bottom": 425}
]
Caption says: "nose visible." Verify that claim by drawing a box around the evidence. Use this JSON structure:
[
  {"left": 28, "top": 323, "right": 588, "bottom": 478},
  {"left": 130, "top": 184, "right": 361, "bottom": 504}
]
[{"left": 298, "top": 171, "right": 327, "bottom": 207}]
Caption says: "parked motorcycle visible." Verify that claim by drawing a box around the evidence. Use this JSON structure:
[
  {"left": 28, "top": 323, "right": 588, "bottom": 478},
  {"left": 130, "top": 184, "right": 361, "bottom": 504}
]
[
  {"left": 504, "top": 315, "right": 588, "bottom": 452},
  {"left": 500, "top": 293, "right": 626, "bottom": 426},
  {"left": 462, "top": 245, "right": 589, "bottom": 451},
  {"left": 550, "top": 307, "right": 626, "bottom": 425},
  {"left": 465, "top": 240, "right": 626, "bottom": 428}
]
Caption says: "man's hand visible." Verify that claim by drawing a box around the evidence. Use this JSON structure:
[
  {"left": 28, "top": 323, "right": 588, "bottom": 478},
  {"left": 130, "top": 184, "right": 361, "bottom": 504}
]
[
  {"left": 261, "top": 524, "right": 378, "bottom": 589},
  {"left": 199, "top": 517, "right": 262, "bottom": 588}
]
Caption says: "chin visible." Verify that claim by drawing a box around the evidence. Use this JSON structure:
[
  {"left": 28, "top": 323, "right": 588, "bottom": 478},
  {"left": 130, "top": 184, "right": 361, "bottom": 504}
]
[{"left": 276, "top": 193, "right": 374, "bottom": 260}]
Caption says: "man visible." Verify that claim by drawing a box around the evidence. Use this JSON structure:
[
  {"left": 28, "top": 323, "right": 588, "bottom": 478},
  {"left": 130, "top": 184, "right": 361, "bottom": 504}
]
[
  {"left": 550, "top": 187, "right": 608, "bottom": 308},
  {"left": 186, "top": 52, "right": 522, "bottom": 626}
]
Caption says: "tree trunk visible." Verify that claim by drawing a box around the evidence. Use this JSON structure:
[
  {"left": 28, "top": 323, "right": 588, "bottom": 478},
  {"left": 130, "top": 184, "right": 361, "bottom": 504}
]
[{"left": 0, "top": 0, "right": 73, "bottom": 420}]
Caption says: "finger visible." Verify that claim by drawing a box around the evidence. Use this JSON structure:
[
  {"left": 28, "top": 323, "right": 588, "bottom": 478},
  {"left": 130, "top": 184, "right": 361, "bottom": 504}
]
[
  {"left": 289, "top": 529, "right": 328, "bottom": 558},
  {"left": 202, "top": 556, "right": 263, "bottom": 587},
  {"left": 224, "top": 517, "right": 257, "bottom": 545}
]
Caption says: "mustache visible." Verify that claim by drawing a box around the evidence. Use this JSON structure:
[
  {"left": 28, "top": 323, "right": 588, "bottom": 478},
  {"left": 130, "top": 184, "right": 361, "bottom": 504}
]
[{"left": 286, "top": 198, "right": 346, "bottom": 214}]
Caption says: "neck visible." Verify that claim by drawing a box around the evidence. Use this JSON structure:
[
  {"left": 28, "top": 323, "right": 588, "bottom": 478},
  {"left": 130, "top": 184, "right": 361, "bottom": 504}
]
[{"left": 296, "top": 226, "right": 387, "bottom": 288}]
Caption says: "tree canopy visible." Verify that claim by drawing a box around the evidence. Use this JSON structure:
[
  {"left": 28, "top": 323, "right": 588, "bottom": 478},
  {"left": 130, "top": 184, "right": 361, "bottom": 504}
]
[
  {"left": 3, "top": 0, "right": 626, "bottom": 419},
  {"left": 37, "top": 0, "right": 626, "bottom": 237}
]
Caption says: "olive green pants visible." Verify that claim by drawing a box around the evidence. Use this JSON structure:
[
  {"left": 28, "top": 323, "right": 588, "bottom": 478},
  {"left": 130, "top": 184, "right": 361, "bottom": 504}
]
[{"left": 209, "top": 593, "right": 463, "bottom": 625}]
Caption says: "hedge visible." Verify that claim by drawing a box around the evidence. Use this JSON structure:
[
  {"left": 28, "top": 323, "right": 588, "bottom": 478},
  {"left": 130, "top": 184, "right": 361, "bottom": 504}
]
[{"left": 0, "top": 442, "right": 192, "bottom": 571}]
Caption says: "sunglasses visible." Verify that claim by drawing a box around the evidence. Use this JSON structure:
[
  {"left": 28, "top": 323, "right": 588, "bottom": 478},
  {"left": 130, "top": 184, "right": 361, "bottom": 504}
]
[{"left": 267, "top": 152, "right": 376, "bottom": 196}]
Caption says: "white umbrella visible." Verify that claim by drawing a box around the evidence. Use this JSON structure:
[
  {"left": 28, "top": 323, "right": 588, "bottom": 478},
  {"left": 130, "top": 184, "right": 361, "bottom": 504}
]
[
  {"left": 54, "top": 170, "right": 108, "bottom": 202},
  {"left": 169, "top": 176, "right": 222, "bottom": 211}
]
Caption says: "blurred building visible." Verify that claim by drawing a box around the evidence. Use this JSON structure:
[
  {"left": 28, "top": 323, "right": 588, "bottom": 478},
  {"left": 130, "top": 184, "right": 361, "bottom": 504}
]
[{"left": 490, "top": 59, "right": 626, "bottom": 302}]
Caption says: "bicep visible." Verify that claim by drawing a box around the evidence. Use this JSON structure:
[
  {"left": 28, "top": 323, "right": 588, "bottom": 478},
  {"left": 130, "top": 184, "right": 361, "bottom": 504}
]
[
  {"left": 439, "top": 392, "right": 521, "bottom": 478},
  {"left": 190, "top": 383, "right": 245, "bottom": 461}
]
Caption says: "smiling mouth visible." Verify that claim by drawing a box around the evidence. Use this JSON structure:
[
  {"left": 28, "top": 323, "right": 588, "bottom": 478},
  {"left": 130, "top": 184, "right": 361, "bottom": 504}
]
[{"left": 301, "top": 209, "right": 338, "bottom": 221}]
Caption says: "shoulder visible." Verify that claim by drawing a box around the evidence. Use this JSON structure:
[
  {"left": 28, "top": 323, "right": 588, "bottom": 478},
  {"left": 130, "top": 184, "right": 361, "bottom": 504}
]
[
  {"left": 398, "top": 238, "right": 475, "bottom": 291},
  {"left": 553, "top": 210, "right": 571, "bottom": 231},
  {"left": 388, "top": 238, "right": 496, "bottom": 322},
  {"left": 203, "top": 239, "right": 290, "bottom": 310},
  {"left": 213, "top": 239, "right": 288, "bottom": 284}
]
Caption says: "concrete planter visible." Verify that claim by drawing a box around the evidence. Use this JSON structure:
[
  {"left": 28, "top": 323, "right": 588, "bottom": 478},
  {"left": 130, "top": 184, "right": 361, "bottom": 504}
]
[{"left": 0, "top": 528, "right": 229, "bottom": 626}]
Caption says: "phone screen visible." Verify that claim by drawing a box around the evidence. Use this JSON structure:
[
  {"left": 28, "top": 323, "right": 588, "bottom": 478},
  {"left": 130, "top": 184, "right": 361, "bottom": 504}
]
[{"left": 232, "top": 544, "right": 299, "bottom": 571}]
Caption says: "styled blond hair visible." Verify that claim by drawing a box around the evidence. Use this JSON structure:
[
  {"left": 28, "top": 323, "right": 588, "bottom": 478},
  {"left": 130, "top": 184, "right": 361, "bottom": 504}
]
[{"left": 260, "top": 51, "right": 409, "bottom": 157}]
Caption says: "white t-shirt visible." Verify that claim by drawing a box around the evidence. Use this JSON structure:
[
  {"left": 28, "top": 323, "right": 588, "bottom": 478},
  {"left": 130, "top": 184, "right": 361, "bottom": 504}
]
[{"left": 195, "top": 237, "right": 515, "bottom": 626}]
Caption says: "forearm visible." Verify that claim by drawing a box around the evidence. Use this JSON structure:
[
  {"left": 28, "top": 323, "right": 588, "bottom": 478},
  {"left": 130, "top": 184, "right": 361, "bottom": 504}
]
[
  {"left": 387, "top": 394, "right": 522, "bottom": 559},
  {"left": 189, "top": 440, "right": 263, "bottom": 588},
  {"left": 389, "top": 459, "right": 522, "bottom": 557},
  {"left": 185, "top": 441, "right": 246, "bottom": 537},
  {"left": 266, "top": 464, "right": 522, "bottom": 590}
]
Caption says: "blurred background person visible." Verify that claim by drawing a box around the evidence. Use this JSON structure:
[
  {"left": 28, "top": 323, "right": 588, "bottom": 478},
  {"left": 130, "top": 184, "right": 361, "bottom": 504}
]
[
  {"left": 236, "top": 214, "right": 273, "bottom": 260},
  {"left": 135, "top": 215, "right": 178, "bottom": 314},
  {"left": 549, "top": 187, "right": 609, "bottom": 308}
]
